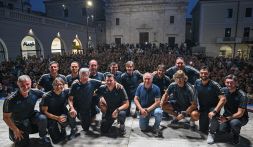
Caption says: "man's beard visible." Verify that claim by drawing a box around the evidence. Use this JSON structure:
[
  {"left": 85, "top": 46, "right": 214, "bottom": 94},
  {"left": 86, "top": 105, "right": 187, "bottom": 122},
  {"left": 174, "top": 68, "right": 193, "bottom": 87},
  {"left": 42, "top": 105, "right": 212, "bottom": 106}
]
[{"left": 201, "top": 76, "right": 208, "bottom": 81}]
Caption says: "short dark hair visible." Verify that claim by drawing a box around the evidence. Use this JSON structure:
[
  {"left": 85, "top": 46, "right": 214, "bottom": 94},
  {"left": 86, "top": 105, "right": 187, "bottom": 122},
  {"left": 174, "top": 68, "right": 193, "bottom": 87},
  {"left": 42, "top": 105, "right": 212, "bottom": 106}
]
[
  {"left": 109, "top": 62, "right": 118, "bottom": 67},
  {"left": 49, "top": 61, "right": 59, "bottom": 67},
  {"left": 71, "top": 61, "right": 79, "bottom": 66},
  {"left": 200, "top": 66, "right": 209, "bottom": 72},
  {"left": 52, "top": 77, "right": 65, "bottom": 86},
  {"left": 157, "top": 64, "right": 165, "bottom": 70},
  {"left": 106, "top": 73, "right": 115, "bottom": 79},
  {"left": 125, "top": 61, "right": 134, "bottom": 67},
  {"left": 225, "top": 74, "right": 237, "bottom": 82},
  {"left": 176, "top": 57, "right": 185, "bottom": 62}
]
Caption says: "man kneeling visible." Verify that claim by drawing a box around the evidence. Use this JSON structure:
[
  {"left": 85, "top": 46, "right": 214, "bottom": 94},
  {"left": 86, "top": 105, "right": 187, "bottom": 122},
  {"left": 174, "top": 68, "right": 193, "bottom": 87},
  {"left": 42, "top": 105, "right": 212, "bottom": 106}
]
[
  {"left": 161, "top": 70, "right": 199, "bottom": 130},
  {"left": 96, "top": 74, "right": 129, "bottom": 135},
  {"left": 3, "top": 75, "right": 50, "bottom": 147}
]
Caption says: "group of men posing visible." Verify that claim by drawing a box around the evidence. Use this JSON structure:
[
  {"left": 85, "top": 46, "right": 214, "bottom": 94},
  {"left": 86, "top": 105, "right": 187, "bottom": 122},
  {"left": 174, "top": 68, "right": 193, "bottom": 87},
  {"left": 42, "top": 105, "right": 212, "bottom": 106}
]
[{"left": 3, "top": 57, "right": 249, "bottom": 146}]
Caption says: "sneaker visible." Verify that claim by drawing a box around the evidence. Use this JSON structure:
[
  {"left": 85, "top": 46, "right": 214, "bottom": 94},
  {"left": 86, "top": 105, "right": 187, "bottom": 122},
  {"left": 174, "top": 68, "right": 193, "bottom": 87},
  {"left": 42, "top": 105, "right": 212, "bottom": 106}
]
[
  {"left": 119, "top": 124, "right": 126, "bottom": 135},
  {"left": 131, "top": 112, "right": 137, "bottom": 118},
  {"left": 168, "top": 119, "right": 179, "bottom": 127},
  {"left": 38, "top": 136, "right": 51, "bottom": 145},
  {"left": 152, "top": 128, "right": 162, "bottom": 137},
  {"left": 68, "top": 128, "right": 80, "bottom": 140},
  {"left": 232, "top": 134, "right": 240, "bottom": 145},
  {"left": 207, "top": 133, "right": 215, "bottom": 144},
  {"left": 190, "top": 121, "right": 197, "bottom": 131}
]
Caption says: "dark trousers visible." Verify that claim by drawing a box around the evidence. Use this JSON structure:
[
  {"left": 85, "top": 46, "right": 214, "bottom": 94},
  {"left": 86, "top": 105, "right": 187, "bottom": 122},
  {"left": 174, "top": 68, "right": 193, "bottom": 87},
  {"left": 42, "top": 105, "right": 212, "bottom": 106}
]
[
  {"left": 78, "top": 110, "right": 92, "bottom": 131},
  {"left": 126, "top": 93, "right": 134, "bottom": 116},
  {"left": 9, "top": 111, "right": 47, "bottom": 147},
  {"left": 91, "top": 96, "right": 100, "bottom": 118},
  {"left": 101, "top": 111, "right": 126, "bottom": 133},
  {"left": 199, "top": 111, "right": 210, "bottom": 133},
  {"left": 47, "top": 113, "right": 72, "bottom": 144},
  {"left": 219, "top": 118, "right": 248, "bottom": 135}
]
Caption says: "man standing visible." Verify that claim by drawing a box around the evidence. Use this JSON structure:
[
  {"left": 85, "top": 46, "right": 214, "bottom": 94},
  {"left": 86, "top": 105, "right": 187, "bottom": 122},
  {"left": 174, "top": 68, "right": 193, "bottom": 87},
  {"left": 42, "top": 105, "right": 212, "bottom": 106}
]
[
  {"left": 166, "top": 57, "right": 199, "bottom": 85},
  {"left": 96, "top": 74, "right": 129, "bottom": 135},
  {"left": 3, "top": 75, "right": 50, "bottom": 147},
  {"left": 38, "top": 61, "right": 67, "bottom": 92},
  {"left": 194, "top": 66, "right": 226, "bottom": 144},
  {"left": 161, "top": 70, "right": 199, "bottom": 129},
  {"left": 89, "top": 59, "right": 104, "bottom": 125},
  {"left": 104, "top": 62, "right": 123, "bottom": 83},
  {"left": 134, "top": 73, "right": 163, "bottom": 136},
  {"left": 153, "top": 64, "right": 171, "bottom": 96},
  {"left": 89, "top": 59, "right": 104, "bottom": 81},
  {"left": 66, "top": 61, "right": 80, "bottom": 87},
  {"left": 121, "top": 61, "right": 143, "bottom": 117}
]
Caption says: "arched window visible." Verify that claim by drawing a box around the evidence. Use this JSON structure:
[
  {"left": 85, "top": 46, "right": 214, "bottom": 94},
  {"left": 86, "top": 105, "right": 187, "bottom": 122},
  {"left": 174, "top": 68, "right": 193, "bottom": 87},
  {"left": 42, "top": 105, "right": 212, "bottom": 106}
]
[
  {"left": 21, "top": 36, "right": 42, "bottom": 58},
  {"left": 72, "top": 38, "right": 83, "bottom": 54},
  {"left": 51, "top": 37, "right": 65, "bottom": 55},
  {"left": 219, "top": 45, "right": 232, "bottom": 58},
  {"left": 0, "top": 41, "right": 6, "bottom": 62}
]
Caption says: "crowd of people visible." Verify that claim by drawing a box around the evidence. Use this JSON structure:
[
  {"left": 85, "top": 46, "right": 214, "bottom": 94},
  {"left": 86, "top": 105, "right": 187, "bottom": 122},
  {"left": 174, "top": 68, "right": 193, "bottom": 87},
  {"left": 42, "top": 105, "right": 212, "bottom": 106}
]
[
  {"left": 1, "top": 44, "right": 253, "bottom": 146},
  {"left": 0, "top": 44, "right": 252, "bottom": 98}
]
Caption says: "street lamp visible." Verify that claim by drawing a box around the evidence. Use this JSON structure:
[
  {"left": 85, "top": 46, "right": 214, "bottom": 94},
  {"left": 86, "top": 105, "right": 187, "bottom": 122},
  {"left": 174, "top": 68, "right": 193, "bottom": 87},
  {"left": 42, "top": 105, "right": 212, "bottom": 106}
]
[
  {"left": 87, "top": 0, "right": 93, "bottom": 7},
  {"left": 86, "top": 0, "right": 93, "bottom": 49}
]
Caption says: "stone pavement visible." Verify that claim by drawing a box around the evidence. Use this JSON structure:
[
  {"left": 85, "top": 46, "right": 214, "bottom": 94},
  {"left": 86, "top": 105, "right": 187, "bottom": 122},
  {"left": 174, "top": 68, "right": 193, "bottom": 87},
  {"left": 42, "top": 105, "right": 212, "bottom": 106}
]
[{"left": 0, "top": 100, "right": 252, "bottom": 147}]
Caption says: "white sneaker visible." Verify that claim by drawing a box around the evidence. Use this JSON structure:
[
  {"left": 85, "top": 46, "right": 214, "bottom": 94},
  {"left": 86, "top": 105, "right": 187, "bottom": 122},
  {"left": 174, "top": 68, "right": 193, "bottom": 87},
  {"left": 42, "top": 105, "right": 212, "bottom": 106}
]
[{"left": 207, "top": 133, "right": 215, "bottom": 144}]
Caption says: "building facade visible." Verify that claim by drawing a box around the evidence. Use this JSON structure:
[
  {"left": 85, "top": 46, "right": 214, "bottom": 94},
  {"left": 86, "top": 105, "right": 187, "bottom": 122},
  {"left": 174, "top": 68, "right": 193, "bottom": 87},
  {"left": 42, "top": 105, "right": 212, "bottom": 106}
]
[
  {"left": 192, "top": 0, "right": 253, "bottom": 59},
  {"left": 44, "top": 0, "right": 106, "bottom": 46},
  {"left": 0, "top": 0, "right": 105, "bottom": 62},
  {"left": 105, "top": 0, "right": 188, "bottom": 46}
]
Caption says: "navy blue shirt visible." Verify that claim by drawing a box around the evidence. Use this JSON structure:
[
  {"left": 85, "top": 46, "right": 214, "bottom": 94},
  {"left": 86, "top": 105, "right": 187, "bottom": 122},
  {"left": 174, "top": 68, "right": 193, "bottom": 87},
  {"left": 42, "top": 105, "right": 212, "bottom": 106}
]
[
  {"left": 104, "top": 71, "right": 123, "bottom": 83},
  {"left": 166, "top": 65, "right": 199, "bottom": 85},
  {"left": 41, "top": 89, "right": 69, "bottom": 116},
  {"left": 96, "top": 85, "right": 128, "bottom": 114},
  {"left": 3, "top": 89, "right": 44, "bottom": 121},
  {"left": 69, "top": 79, "right": 102, "bottom": 111},
  {"left": 135, "top": 84, "right": 161, "bottom": 108},
  {"left": 38, "top": 74, "right": 67, "bottom": 92},
  {"left": 90, "top": 72, "right": 105, "bottom": 81},
  {"left": 121, "top": 70, "right": 143, "bottom": 100},
  {"left": 66, "top": 74, "right": 79, "bottom": 87},
  {"left": 167, "top": 82, "right": 196, "bottom": 111},
  {"left": 194, "top": 79, "right": 224, "bottom": 111},
  {"left": 153, "top": 75, "right": 170, "bottom": 95},
  {"left": 222, "top": 87, "right": 248, "bottom": 119}
]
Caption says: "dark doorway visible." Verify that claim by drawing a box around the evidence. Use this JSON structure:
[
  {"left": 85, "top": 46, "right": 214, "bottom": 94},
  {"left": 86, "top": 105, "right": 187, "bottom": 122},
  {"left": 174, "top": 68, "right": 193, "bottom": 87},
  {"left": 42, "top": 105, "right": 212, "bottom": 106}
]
[
  {"left": 139, "top": 32, "right": 149, "bottom": 44},
  {"left": 168, "top": 37, "right": 175, "bottom": 48},
  {"left": 115, "top": 38, "right": 121, "bottom": 45}
]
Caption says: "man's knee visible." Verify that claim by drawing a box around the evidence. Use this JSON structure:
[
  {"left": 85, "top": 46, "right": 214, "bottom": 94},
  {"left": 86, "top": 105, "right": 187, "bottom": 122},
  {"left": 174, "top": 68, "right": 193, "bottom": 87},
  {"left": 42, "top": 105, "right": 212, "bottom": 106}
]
[
  {"left": 154, "top": 108, "right": 163, "bottom": 116},
  {"left": 161, "top": 102, "right": 173, "bottom": 112},
  {"left": 118, "top": 111, "right": 126, "bottom": 117},
  {"left": 190, "top": 110, "right": 200, "bottom": 121}
]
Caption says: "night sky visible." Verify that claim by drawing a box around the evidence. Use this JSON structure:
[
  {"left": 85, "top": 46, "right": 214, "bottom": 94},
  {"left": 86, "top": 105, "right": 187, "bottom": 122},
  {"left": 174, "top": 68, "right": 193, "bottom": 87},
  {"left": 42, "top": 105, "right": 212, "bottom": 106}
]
[{"left": 30, "top": 0, "right": 198, "bottom": 17}]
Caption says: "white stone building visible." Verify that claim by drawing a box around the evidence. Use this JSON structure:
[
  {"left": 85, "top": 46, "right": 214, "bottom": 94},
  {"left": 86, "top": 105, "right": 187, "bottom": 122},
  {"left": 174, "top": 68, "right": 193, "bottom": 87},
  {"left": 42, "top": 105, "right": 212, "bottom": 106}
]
[
  {"left": 192, "top": 0, "right": 253, "bottom": 59},
  {"left": 105, "top": 0, "right": 188, "bottom": 46}
]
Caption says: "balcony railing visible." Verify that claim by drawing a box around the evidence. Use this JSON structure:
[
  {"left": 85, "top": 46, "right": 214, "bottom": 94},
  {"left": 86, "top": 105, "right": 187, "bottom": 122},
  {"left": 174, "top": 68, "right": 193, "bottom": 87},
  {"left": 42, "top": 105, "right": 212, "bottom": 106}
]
[
  {"left": 216, "top": 37, "right": 242, "bottom": 43},
  {"left": 242, "top": 37, "right": 253, "bottom": 44},
  {"left": 0, "top": 7, "right": 85, "bottom": 30}
]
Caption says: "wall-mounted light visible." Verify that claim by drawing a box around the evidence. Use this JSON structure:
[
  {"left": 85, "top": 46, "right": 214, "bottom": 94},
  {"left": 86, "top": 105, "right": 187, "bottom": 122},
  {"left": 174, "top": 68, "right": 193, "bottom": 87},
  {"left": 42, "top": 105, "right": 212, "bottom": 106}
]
[
  {"left": 62, "top": 4, "right": 66, "bottom": 9},
  {"left": 28, "top": 29, "right": 34, "bottom": 35},
  {"left": 57, "top": 32, "right": 61, "bottom": 37}
]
